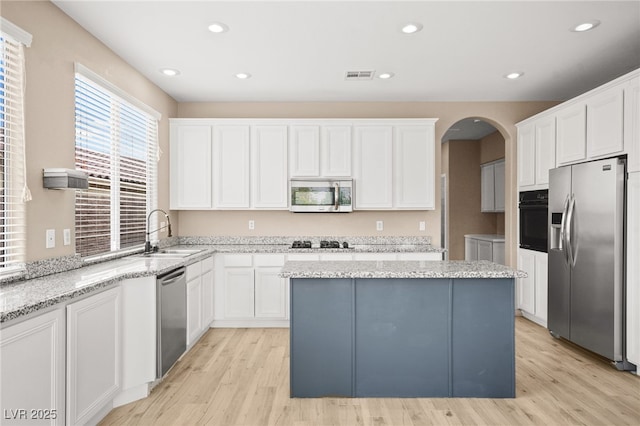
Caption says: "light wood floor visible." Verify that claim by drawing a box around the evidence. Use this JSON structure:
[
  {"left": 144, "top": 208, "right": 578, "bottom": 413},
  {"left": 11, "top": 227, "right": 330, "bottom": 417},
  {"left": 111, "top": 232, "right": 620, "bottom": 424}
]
[{"left": 100, "top": 317, "right": 640, "bottom": 426}]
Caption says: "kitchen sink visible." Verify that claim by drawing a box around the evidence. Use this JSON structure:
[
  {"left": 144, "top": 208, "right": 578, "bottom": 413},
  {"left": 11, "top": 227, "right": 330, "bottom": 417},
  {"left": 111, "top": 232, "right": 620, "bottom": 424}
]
[{"left": 136, "top": 248, "right": 205, "bottom": 258}]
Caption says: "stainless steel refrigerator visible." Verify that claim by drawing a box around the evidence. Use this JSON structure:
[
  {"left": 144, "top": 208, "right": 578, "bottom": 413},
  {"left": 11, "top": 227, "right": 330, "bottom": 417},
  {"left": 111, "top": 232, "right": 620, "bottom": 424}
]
[{"left": 548, "top": 156, "right": 632, "bottom": 370}]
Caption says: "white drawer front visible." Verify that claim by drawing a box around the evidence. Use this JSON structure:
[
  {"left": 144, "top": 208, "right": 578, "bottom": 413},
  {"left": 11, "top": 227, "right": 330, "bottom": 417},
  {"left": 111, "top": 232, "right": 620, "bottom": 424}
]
[
  {"left": 186, "top": 261, "right": 202, "bottom": 281},
  {"left": 254, "top": 254, "right": 286, "bottom": 267},
  {"left": 224, "top": 254, "right": 253, "bottom": 267}
]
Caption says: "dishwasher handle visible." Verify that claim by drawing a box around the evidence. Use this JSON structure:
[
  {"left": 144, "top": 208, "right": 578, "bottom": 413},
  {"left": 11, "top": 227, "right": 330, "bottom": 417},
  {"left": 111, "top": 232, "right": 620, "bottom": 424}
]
[{"left": 158, "top": 267, "right": 186, "bottom": 285}]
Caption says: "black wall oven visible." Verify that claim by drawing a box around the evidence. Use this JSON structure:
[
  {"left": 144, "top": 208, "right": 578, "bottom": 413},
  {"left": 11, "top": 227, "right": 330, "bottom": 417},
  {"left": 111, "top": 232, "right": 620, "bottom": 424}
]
[{"left": 519, "top": 189, "right": 548, "bottom": 252}]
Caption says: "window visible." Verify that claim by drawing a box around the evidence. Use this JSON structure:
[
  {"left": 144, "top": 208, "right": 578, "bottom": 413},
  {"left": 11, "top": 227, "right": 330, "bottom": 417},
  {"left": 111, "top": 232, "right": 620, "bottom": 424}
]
[
  {"left": 74, "top": 66, "right": 159, "bottom": 258},
  {"left": 0, "top": 19, "right": 31, "bottom": 275}
]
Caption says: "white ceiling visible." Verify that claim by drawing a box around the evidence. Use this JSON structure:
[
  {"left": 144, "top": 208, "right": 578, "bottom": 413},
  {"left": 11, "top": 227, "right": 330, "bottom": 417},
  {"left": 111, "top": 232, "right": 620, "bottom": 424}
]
[{"left": 52, "top": 0, "right": 639, "bottom": 105}]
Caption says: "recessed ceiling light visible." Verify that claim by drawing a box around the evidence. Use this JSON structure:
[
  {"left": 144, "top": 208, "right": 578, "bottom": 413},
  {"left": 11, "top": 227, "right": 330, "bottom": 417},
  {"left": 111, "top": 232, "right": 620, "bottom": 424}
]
[
  {"left": 504, "top": 72, "right": 524, "bottom": 80},
  {"left": 571, "top": 20, "right": 600, "bottom": 32},
  {"left": 235, "top": 73, "right": 251, "bottom": 80},
  {"left": 401, "top": 23, "right": 423, "bottom": 34},
  {"left": 160, "top": 68, "right": 180, "bottom": 77},
  {"left": 208, "top": 22, "right": 229, "bottom": 33},
  {"left": 378, "top": 72, "right": 394, "bottom": 79}
]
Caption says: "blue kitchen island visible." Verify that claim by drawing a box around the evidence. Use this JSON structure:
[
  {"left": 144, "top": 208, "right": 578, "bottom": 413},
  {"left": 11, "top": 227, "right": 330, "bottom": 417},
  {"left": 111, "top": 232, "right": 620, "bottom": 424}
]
[{"left": 280, "top": 260, "right": 527, "bottom": 399}]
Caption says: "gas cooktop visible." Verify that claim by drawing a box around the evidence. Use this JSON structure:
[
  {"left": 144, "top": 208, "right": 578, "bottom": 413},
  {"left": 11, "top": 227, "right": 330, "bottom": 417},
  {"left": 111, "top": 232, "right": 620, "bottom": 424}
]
[{"left": 291, "top": 240, "right": 351, "bottom": 249}]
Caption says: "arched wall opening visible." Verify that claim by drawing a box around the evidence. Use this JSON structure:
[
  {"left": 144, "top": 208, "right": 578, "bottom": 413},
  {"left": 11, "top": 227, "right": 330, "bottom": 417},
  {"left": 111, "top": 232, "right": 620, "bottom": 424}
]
[{"left": 440, "top": 117, "right": 508, "bottom": 261}]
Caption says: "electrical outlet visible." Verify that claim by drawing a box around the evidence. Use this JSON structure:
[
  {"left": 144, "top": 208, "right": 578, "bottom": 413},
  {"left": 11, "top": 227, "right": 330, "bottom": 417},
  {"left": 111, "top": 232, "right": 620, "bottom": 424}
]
[
  {"left": 63, "top": 229, "right": 71, "bottom": 246},
  {"left": 376, "top": 220, "right": 384, "bottom": 231},
  {"left": 46, "top": 229, "right": 55, "bottom": 249},
  {"left": 419, "top": 221, "right": 426, "bottom": 231},
  {"left": 249, "top": 220, "right": 255, "bottom": 230}
]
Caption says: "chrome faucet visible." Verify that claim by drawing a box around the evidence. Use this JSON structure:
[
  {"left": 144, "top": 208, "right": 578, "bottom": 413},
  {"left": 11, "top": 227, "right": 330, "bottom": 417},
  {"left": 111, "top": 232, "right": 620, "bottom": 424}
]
[{"left": 145, "top": 209, "right": 172, "bottom": 253}]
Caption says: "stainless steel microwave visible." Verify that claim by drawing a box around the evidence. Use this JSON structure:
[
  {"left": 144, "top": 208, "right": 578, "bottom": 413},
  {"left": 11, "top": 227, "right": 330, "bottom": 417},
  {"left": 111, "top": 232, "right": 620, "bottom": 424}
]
[{"left": 290, "top": 179, "right": 353, "bottom": 212}]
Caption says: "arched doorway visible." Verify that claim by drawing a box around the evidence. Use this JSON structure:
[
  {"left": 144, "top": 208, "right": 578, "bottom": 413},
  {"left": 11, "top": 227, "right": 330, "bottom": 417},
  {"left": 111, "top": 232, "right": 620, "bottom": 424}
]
[{"left": 440, "top": 117, "right": 507, "bottom": 261}]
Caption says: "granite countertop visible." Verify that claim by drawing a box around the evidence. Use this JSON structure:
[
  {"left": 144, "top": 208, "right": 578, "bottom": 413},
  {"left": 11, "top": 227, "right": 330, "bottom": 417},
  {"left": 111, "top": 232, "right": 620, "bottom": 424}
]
[
  {"left": 0, "top": 240, "right": 444, "bottom": 324},
  {"left": 212, "top": 244, "right": 445, "bottom": 254},
  {"left": 0, "top": 246, "right": 215, "bottom": 323},
  {"left": 464, "top": 234, "right": 506, "bottom": 242},
  {"left": 280, "top": 260, "right": 526, "bottom": 279}
]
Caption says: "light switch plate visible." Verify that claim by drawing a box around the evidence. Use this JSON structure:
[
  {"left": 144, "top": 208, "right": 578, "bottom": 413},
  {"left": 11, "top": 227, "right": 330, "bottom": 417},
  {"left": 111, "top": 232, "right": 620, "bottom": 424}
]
[
  {"left": 63, "top": 229, "right": 71, "bottom": 246},
  {"left": 249, "top": 220, "right": 255, "bottom": 230},
  {"left": 419, "top": 221, "right": 426, "bottom": 231},
  {"left": 46, "top": 229, "right": 55, "bottom": 249},
  {"left": 376, "top": 221, "right": 384, "bottom": 231}
]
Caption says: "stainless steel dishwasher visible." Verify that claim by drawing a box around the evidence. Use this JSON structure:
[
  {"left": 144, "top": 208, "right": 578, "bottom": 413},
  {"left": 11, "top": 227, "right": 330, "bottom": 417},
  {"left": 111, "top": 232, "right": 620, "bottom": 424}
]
[{"left": 157, "top": 266, "right": 187, "bottom": 378}]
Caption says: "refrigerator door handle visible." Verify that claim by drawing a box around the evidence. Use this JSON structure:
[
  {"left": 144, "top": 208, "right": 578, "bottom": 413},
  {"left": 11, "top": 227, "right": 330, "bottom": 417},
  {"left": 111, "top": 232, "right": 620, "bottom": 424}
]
[
  {"left": 566, "top": 194, "right": 577, "bottom": 267},
  {"left": 560, "top": 194, "right": 570, "bottom": 264}
]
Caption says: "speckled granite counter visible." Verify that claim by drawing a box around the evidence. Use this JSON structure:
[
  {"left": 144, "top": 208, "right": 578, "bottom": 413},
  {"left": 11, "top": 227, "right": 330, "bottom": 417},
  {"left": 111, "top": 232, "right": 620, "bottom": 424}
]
[
  {"left": 280, "top": 260, "right": 525, "bottom": 279},
  {"left": 0, "top": 246, "right": 215, "bottom": 323},
  {"left": 1, "top": 239, "right": 445, "bottom": 324}
]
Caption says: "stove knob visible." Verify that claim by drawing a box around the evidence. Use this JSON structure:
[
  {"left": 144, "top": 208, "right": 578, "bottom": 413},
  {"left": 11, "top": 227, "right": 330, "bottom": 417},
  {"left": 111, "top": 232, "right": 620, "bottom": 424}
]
[{"left": 342, "top": 242, "right": 349, "bottom": 249}]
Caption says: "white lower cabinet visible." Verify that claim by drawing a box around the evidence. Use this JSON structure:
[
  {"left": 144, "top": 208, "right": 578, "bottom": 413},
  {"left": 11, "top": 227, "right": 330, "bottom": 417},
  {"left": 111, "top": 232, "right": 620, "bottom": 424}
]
[
  {"left": 0, "top": 308, "right": 66, "bottom": 426},
  {"left": 517, "top": 249, "right": 548, "bottom": 326},
  {"left": 254, "top": 268, "right": 287, "bottom": 318},
  {"left": 114, "top": 277, "right": 156, "bottom": 408},
  {"left": 66, "top": 286, "right": 121, "bottom": 426},
  {"left": 187, "top": 274, "right": 203, "bottom": 346},
  {"left": 187, "top": 256, "right": 215, "bottom": 347},
  {"left": 214, "top": 251, "right": 442, "bottom": 327},
  {"left": 215, "top": 254, "right": 288, "bottom": 327}
]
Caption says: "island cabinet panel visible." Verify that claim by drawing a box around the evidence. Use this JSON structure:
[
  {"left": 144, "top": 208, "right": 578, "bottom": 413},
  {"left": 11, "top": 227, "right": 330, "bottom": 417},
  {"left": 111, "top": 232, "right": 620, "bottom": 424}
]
[
  {"left": 290, "top": 278, "right": 353, "bottom": 398},
  {"left": 354, "top": 279, "right": 449, "bottom": 397},
  {"left": 451, "top": 278, "right": 515, "bottom": 398},
  {"left": 289, "top": 277, "right": 516, "bottom": 398}
]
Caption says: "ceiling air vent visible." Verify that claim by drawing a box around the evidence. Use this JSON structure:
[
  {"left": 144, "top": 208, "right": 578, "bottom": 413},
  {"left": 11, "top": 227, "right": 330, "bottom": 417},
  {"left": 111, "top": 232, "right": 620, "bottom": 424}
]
[{"left": 345, "top": 70, "right": 375, "bottom": 81}]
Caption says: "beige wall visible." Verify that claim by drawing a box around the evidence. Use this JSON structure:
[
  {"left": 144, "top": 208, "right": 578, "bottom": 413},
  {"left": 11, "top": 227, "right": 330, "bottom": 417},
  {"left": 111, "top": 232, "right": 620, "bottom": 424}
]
[
  {"left": 445, "top": 140, "right": 502, "bottom": 260},
  {"left": 2, "top": 1, "right": 559, "bottom": 267},
  {"left": 2, "top": 1, "right": 178, "bottom": 262},
  {"left": 178, "top": 101, "right": 556, "bottom": 265},
  {"left": 442, "top": 131, "right": 507, "bottom": 260}
]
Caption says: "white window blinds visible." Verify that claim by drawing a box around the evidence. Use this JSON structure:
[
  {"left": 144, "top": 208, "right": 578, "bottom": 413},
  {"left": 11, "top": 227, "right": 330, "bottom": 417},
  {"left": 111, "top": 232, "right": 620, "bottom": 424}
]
[
  {"left": 0, "top": 24, "right": 29, "bottom": 274},
  {"left": 74, "top": 70, "right": 159, "bottom": 258}
]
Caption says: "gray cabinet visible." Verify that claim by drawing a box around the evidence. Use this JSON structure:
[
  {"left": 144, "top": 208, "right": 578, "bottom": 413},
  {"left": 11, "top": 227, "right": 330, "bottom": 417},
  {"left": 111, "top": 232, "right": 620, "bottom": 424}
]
[
  {"left": 290, "top": 277, "right": 515, "bottom": 398},
  {"left": 464, "top": 234, "right": 505, "bottom": 265},
  {"left": 481, "top": 159, "right": 505, "bottom": 212},
  {"left": 355, "top": 279, "right": 449, "bottom": 396},
  {"left": 290, "top": 278, "right": 353, "bottom": 398}
]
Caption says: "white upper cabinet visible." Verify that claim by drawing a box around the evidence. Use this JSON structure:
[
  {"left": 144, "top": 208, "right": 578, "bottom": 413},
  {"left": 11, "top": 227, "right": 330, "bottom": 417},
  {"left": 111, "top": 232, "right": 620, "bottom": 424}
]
[
  {"left": 556, "top": 102, "right": 587, "bottom": 165},
  {"left": 354, "top": 126, "right": 393, "bottom": 209},
  {"left": 534, "top": 115, "right": 556, "bottom": 186},
  {"left": 252, "top": 125, "right": 288, "bottom": 209},
  {"left": 290, "top": 124, "right": 352, "bottom": 178},
  {"left": 171, "top": 118, "right": 436, "bottom": 211},
  {"left": 624, "top": 76, "right": 640, "bottom": 173},
  {"left": 518, "top": 115, "right": 556, "bottom": 190},
  {"left": 289, "top": 125, "right": 320, "bottom": 177},
  {"left": 553, "top": 71, "right": 636, "bottom": 167},
  {"left": 213, "top": 125, "right": 250, "bottom": 209},
  {"left": 354, "top": 121, "right": 436, "bottom": 210},
  {"left": 321, "top": 125, "right": 352, "bottom": 177},
  {"left": 587, "top": 84, "right": 624, "bottom": 158},
  {"left": 394, "top": 125, "right": 435, "bottom": 209},
  {"left": 517, "top": 123, "right": 536, "bottom": 187},
  {"left": 170, "top": 124, "right": 212, "bottom": 209}
]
